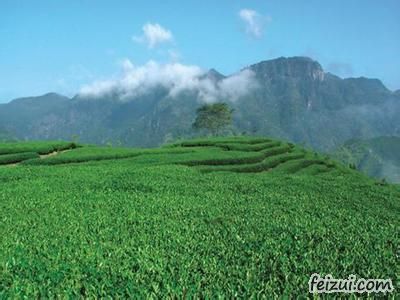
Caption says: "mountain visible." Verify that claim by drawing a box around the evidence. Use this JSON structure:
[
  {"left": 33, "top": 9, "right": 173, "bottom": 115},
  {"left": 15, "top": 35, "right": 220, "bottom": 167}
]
[
  {"left": 0, "top": 56, "right": 399, "bottom": 149},
  {"left": 332, "top": 136, "right": 400, "bottom": 183},
  {"left": 235, "top": 57, "right": 399, "bottom": 150},
  {"left": 0, "top": 127, "right": 16, "bottom": 142},
  {"left": 201, "top": 68, "right": 226, "bottom": 81},
  {"left": 0, "top": 93, "right": 70, "bottom": 140}
]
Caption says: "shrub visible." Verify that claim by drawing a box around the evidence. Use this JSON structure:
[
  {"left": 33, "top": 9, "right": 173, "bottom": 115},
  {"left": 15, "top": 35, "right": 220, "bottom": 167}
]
[{"left": 0, "top": 152, "right": 40, "bottom": 165}]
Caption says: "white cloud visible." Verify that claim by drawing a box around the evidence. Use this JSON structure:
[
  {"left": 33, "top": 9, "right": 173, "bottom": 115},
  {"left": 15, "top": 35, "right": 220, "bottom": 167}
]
[
  {"left": 239, "top": 9, "right": 270, "bottom": 38},
  {"left": 218, "top": 69, "right": 257, "bottom": 100},
  {"left": 133, "top": 23, "right": 173, "bottom": 48},
  {"left": 79, "top": 60, "right": 257, "bottom": 102}
]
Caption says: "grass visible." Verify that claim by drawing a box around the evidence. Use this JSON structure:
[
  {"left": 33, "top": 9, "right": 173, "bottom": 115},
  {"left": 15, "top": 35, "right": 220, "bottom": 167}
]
[{"left": 0, "top": 136, "right": 398, "bottom": 297}]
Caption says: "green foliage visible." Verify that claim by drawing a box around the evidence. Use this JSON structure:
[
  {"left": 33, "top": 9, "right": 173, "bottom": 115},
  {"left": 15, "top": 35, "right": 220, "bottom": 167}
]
[
  {"left": 22, "top": 146, "right": 200, "bottom": 166},
  {"left": 0, "top": 141, "right": 78, "bottom": 165},
  {"left": 176, "top": 136, "right": 270, "bottom": 147},
  {"left": 0, "top": 136, "right": 398, "bottom": 297},
  {"left": 217, "top": 141, "right": 280, "bottom": 152},
  {"left": 199, "top": 152, "right": 305, "bottom": 173},
  {"left": 0, "top": 141, "right": 78, "bottom": 155},
  {"left": 0, "top": 152, "right": 39, "bottom": 165},
  {"left": 22, "top": 146, "right": 145, "bottom": 165},
  {"left": 192, "top": 103, "right": 234, "bottom": 136}
]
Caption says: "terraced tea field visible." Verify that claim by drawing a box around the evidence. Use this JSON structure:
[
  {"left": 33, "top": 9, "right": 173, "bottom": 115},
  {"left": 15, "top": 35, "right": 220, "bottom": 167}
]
[{"left": 0, "top": 137, "right": 398, "bottom": 297}]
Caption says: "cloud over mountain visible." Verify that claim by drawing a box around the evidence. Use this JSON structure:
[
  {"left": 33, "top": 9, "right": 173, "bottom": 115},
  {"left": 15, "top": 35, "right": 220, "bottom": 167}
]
[{"left": 79, "top": 59, "right": 257, "bottom": 102}]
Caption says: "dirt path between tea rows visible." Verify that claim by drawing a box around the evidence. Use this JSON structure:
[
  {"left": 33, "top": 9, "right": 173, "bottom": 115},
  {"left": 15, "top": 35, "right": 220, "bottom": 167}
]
[
  {"left": 4, "top": 149, "right": 72, "bottom": 167},
  {"left": 39, "top": 149, "right": 71, "bottom": 159}
]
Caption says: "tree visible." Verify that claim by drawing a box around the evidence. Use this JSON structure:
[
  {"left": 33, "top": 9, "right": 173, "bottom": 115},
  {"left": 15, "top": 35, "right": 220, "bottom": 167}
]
[{"left": 192, "top": 103, "right": 234, "bottom": 136}]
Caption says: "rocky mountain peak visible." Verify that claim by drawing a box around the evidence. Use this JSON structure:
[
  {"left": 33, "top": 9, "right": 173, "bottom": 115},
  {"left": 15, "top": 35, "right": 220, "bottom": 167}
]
[
  {"left": 201, "top": 68, "right": 226, "bottom": 82},
  {"left": 248, "top": 56, "right": 325, "bottom": 81}
]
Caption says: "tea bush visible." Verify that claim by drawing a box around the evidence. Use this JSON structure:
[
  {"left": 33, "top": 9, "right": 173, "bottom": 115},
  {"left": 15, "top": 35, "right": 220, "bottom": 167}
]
[
  {"left": 0, "top": 137, "right": 398, "bottom": 297},
  {"left": 0, "top": 152, "right": 39, "bottom": 165}
]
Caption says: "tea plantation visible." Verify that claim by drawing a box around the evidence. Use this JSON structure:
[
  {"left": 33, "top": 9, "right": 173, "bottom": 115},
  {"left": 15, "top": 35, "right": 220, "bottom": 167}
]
[{"left": 0, "top": 137, "right": 398, "bottom": 297}]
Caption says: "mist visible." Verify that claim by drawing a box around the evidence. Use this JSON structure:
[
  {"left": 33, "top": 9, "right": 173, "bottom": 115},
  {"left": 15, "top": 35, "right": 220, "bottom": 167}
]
[{"left": 79, "top": 60, "right": 258, "bottom": 103}]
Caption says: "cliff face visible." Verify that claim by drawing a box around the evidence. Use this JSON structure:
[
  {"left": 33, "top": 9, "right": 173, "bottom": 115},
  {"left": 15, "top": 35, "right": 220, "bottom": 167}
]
[{"left": 248, "top": 56, "right": 325, "bottom": 81}]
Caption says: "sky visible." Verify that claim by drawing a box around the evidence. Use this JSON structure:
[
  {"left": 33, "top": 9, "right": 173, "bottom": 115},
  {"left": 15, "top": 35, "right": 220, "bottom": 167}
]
[{"left": 0, "top": 0, "right": 399, "bottom": 102}]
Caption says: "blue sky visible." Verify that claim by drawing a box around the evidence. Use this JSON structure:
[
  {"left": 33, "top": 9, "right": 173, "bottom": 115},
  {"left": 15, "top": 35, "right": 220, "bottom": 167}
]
[{"left": 0, "top": 0, "right": 399, "bottom": 102}]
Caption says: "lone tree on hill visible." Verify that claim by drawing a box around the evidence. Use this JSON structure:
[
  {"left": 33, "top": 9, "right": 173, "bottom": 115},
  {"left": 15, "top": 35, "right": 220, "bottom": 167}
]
[{"left": 192, "top": 103, "right": 234, "bottom": 136}]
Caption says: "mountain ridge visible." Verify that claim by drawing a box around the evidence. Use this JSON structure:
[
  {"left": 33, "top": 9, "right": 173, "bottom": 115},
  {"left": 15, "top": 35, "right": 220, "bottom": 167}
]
[
  {"left": 3, "top": 57, "right": 399, "bottom": 104},
  {"left": 247, "top": 56, "right": 325, "bottom": 81},
  {"left": 0, "top": 56, "right": 399, "bottom": 150}
]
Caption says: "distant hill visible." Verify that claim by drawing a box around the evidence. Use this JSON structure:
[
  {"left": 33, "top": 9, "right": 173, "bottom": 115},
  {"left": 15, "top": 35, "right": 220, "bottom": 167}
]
[
  {"left": 0, "top": 127, "right": 16, "bottom": 142},
  {"left": 0, "top": 57, "right": 399, "bottom": 150},
  {"left": 332, "top": 136, "right": 400, "bottom": 183}
]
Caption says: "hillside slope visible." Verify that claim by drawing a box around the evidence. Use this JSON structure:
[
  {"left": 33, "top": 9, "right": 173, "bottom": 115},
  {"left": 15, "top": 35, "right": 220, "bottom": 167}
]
[
  {"left": 332, "top": 136, "right": 400, "bottom": 183},
  {"left": 0, "top": 128, "right": 15, "bottom": 142},
  {"left": 0, "top": 57, "right": 399, "bottom": 150},
  {"left": 0, "top": 137, "right": 398, "bottom": 297}
]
